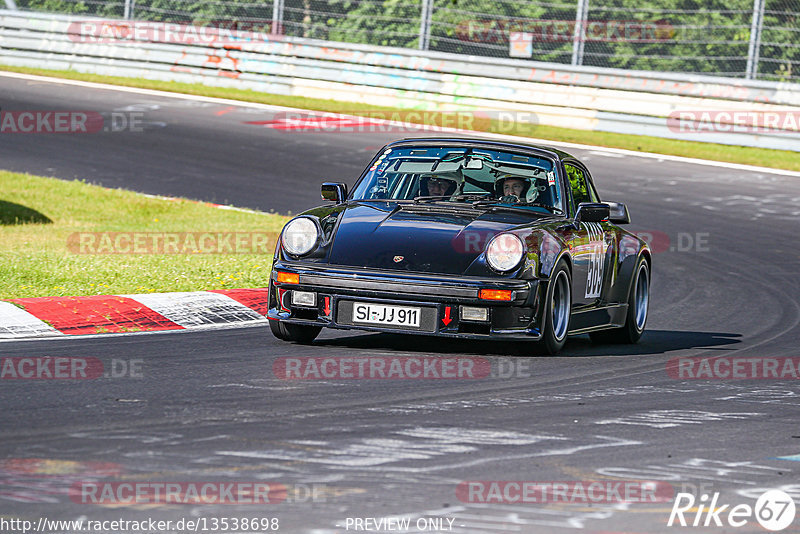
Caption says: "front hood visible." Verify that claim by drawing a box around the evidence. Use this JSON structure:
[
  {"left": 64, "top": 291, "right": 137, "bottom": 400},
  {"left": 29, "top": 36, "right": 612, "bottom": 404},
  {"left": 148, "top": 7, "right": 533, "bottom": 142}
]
[{"left": 328, "top": 203, "right": 538, "bottom": 275}]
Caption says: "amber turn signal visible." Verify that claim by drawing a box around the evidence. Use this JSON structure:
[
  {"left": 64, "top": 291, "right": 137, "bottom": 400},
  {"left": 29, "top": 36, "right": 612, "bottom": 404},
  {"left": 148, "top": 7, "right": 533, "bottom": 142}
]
[
  {"left": 276, "top": 272, "right": 300, "bottom": 284},
  {"left": 479, "top": 289, "right": 514, "bottom": 301}
]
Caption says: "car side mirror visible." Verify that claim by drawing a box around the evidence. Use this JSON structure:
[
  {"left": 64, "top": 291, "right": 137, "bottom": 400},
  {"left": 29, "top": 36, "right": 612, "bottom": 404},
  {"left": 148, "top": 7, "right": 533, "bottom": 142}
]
[
  {"left": 604, "top": 201, "right": 631, "bottom": 224},
  {"left": 575, "top": 202, "right": 610, "bottom": 223},
  {"left": 321, "top": 182, "right": 347, "bottom": 203}
]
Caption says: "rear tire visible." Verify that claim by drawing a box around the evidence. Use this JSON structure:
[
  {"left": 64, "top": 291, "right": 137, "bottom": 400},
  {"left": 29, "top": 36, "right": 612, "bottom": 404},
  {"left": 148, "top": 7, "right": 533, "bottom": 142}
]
[
  {"left": 540, "top": 260, "right": 572, "bottom": 355},
  {"left": 590, "top": 257, "right": 650, "bottom": 344},
  {"left": 269, "top": 320, "right": 322, "bottom": 344}
]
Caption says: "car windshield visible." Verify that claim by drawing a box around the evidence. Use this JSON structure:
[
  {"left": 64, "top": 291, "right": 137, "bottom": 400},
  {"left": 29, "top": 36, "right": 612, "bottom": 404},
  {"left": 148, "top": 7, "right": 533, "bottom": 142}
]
[{"left": 350, "top": 145, "right": 563, "bottom": 214}]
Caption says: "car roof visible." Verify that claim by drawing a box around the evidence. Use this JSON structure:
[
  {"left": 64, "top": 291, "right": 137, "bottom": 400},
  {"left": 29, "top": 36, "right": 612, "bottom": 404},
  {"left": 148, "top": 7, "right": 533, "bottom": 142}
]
[{"left": 387, "top": 137, "right": 576, "bottom": 162}]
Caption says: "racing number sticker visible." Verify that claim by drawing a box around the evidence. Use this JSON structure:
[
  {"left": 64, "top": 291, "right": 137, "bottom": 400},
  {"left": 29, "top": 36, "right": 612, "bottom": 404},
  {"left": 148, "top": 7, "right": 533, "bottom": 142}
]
[{"left": 584, "top": 222, "right": 606, "bottom": 298}]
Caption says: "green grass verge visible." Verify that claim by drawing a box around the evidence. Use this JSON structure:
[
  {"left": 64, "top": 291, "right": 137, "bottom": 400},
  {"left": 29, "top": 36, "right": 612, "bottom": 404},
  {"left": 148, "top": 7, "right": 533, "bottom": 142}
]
[
  {"left": 0, "top": 170, "right": 289, "bottom": 299},
  {"left": 2, "top": 64, "right": 799, "bottom": 172}
]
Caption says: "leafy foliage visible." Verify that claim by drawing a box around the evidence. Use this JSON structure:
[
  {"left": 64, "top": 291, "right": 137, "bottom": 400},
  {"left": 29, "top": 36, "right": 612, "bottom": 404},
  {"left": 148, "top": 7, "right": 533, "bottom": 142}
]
[{"left": 13, "top": 0, "right": 800, "bottom": 80}]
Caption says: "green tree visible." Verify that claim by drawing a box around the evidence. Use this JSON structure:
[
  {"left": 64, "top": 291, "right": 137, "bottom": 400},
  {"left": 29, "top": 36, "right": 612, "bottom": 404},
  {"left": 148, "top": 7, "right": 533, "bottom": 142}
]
[{"left": 323, "top": 0, "right": 421, "bottom": 47}]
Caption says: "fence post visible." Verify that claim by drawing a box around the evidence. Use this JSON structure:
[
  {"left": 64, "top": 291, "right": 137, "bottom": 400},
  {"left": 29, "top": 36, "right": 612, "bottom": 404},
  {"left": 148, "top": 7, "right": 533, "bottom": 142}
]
[
  {"left": 3, "top": 0, "right": 18, "bottom": 10},
  {"left": 419, "top": 0, "right": 434, "bottom": 50},
  {"left": 123, "top": 0, "right": 134, "bottom": 20},
  {"left": 571, "top": 0, "right": 589, "bottom": 66},
  {"left": 745, "top": 0, "right": 765, "bottom": 79},
  {"left": 272, "top": 0, "right": 285, "bottom": 35}
]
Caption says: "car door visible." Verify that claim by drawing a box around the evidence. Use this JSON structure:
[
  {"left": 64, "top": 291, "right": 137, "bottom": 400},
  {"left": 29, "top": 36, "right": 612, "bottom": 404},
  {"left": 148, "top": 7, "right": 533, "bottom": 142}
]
[{"left": 563, "top": 161, "right": 616, "bottom": 309}]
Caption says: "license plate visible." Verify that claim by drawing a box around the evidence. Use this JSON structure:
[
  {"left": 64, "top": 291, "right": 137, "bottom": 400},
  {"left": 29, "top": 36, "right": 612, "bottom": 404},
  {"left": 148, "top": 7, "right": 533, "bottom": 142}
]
[{"left": 352, "top": 303, "right": 421, "bottom": 328}]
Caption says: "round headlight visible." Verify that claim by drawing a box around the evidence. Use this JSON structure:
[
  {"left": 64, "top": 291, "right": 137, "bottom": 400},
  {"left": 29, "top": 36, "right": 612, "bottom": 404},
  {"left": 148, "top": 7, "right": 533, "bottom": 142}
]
[
  {"left": 486, "top": 233, "right": 524, "bottom": 272},
  {"left": 281, "top": 217, "right": 319, "bottom": 257}
]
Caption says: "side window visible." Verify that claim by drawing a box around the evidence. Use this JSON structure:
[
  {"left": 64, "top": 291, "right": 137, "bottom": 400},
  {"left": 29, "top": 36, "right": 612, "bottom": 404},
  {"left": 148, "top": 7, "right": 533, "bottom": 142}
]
[{"left": 565, "top": 163, "right": 597, "bottom": 210}]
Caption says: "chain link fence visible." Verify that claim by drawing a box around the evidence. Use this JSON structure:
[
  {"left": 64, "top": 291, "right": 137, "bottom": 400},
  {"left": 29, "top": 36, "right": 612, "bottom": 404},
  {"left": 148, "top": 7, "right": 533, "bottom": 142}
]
[{"left": 9, "top": 0, "right": 799, "bottom": 82}]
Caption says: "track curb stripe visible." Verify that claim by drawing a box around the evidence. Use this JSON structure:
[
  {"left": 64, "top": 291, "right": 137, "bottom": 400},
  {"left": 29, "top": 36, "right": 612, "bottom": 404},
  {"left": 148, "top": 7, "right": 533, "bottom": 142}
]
[
  {"left": 0, "top": 301, "right": 64, "bottom": 339},
  {"left": 209, "top": 288, "right": 271, "bottom": 316},
  {"left": 8, "top": 295, "right": 185, "bottom": 336},
  {"left": 124, "top": 291, "right": 266, "bottom": 328},
  {"left": 0, "top": 290, "right": 272, "bottom": 339}
]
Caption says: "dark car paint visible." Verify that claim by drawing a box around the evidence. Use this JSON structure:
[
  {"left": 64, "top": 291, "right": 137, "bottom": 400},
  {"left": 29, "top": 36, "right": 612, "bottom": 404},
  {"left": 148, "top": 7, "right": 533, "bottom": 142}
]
[{"left": 269, "top": 138, "right": 650, "bottom": 340}]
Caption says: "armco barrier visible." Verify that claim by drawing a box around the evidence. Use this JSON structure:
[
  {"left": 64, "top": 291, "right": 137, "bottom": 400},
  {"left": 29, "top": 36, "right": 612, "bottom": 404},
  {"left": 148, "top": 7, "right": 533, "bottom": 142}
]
[{"left": 1, "top": 10, "right": 799, "bottom": 151}]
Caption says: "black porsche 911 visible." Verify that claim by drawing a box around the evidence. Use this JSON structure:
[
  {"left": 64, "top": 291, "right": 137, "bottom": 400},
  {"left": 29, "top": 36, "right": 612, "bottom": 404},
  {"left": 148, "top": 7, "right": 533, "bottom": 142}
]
[{"left": 267, "top": 138, "right": 651, "bottom": 354}]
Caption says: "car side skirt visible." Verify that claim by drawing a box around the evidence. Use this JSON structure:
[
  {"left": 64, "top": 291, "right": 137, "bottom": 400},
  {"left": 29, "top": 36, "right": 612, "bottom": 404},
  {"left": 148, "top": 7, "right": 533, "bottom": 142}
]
[{"left": 567, "top": 304, "right": 628, "bottom": 335}]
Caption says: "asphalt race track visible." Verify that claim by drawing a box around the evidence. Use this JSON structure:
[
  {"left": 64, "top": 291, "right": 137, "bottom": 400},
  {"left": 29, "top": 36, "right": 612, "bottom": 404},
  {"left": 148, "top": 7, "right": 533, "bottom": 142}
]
[{"left": 1, "top": 74, "right": 800, "bottom": 533}]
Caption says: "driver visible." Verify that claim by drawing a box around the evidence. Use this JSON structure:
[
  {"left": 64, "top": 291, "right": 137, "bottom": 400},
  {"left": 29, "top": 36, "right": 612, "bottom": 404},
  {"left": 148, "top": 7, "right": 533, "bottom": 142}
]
[
  {"left": 495, "top": 174, "right": 533, "bottom": 203},
  {"left": 502, "top": 177, "right": 526, "bottom": 199}
]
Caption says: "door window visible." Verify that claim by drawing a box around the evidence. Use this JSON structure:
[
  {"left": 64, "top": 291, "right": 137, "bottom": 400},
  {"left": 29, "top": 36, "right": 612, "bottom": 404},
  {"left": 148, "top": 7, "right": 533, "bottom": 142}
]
[{"left": 565, "top": 163, "right": 597, "bottom": 211}]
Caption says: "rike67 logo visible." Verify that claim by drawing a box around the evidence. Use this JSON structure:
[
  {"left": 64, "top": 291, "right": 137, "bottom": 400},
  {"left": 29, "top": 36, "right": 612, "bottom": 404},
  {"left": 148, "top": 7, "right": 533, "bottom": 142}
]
[{"left": 668, "top": 490, "right": 796, "bottom": 531}]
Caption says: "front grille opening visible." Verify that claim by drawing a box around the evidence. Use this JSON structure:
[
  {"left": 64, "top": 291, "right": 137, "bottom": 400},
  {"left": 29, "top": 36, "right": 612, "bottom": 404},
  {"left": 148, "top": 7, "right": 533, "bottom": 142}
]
[
  {"left": 292, "top": 309, "right": 319, "bottom": 320},
  {"left": 458, "top": 322, "right": 491, "bottom": 335}
]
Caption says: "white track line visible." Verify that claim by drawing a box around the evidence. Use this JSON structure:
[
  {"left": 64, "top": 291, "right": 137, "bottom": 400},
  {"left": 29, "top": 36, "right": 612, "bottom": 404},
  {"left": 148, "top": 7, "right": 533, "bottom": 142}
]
[
  {"left": 0, "top": 320, "right": 269, "bottom": 343},
  {"left": 2, "top": 70, "right": 799, "bottom": 178}
]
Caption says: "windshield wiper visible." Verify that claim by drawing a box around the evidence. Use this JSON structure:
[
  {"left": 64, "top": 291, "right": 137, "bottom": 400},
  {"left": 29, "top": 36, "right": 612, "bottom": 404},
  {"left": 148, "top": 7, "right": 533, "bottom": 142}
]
[
  {"left": 472, "top": 199, "right": 564, "bottom": 215},
  {"left": 413, "top": 193, "right": 492, "bottom": 204},
  {"left": 351, "top": 198, "right": 415, "bottom": 203},
  {"left": 452, "top": 193, "right": 493, "bottom": 202},
  {"left": 413, "top": 195, "right": 452, "bottom": 203}
]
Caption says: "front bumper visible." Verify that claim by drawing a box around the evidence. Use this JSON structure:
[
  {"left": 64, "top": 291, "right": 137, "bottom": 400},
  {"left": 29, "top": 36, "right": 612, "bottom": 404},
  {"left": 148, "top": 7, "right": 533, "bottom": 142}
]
[{"left": 267, "top": 263, "right": 544, "bottom": 340}]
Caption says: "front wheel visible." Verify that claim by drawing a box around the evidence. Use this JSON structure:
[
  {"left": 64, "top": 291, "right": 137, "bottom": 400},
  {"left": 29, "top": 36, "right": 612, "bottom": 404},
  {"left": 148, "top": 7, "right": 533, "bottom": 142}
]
[
  {"left": 269, "top": 320, "right": 322, "bottom": 344},
  {"left": 540, "top": 260, "right": 572, "bottom": 355},
  {"left": 591, "top": 257, "right": 650, "bottom": 344}
]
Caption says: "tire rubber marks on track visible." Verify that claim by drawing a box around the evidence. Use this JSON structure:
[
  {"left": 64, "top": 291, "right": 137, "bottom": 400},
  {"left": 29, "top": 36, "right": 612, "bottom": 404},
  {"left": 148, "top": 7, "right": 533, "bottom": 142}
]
[
  {"left": 595, "top": 409, "right": 762, "bottom": 428},
  {"left": 703, "top": 194, "right": 800, "bottom": 221},
  {"left": 68, "top": 430, "right": 185, "bottom": 445},
  {"left": 739, "top": 485, "right": 800, "bottom": 501},
  {"left": 543, "top": 385, "right": 698, "bottom": 402},
  {"left": 597, "top": 458, "right": 784, "bottom": 485},
  {"left": 715, "top": 387, "right": 800, "bottom": 405},
  {"left": 0, "top": 458, "right": 124, "bottom": 504},
  {"left": 217, "top": 427, "right": 640, "bottom": 471},
  {"left": 367, "top": 386, "right": 699, "bottom": 415}
]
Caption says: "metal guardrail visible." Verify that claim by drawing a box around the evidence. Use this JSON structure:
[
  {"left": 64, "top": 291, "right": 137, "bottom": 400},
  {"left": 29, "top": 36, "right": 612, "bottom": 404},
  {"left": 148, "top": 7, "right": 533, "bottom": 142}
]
[
  {"left": 11, "top": 0, "right": 800, "bottom": 83},
  {"left": 1, "top": 10, "right": 799, "bottom": 152}
]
